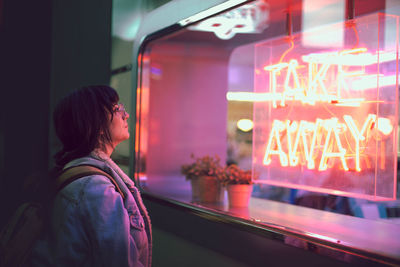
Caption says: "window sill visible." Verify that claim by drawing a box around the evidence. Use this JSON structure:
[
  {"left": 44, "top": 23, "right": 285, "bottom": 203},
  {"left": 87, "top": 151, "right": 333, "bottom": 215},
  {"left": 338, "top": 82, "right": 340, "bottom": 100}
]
[{"left": 140, "top": 176, "right": 400, "bottom": 265}]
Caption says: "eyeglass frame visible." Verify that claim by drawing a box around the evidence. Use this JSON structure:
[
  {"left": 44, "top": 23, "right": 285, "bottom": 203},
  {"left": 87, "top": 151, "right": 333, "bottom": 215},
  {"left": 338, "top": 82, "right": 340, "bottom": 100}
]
[{"left": 113, "top": 103, "right": 128, "bottom": 119}]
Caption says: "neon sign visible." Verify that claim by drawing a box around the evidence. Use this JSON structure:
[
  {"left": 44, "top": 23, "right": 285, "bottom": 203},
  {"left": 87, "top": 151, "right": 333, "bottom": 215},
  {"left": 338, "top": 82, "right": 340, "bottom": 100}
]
[
  {"left": 253, "top": 13, "right": 398, "bottom": 201},
  {"left": 263, "top": 114, "right": 384, "bottom": 172}
]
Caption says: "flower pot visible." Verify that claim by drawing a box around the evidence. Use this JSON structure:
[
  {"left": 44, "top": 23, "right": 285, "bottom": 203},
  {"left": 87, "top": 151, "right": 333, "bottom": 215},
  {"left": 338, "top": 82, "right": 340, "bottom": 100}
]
[
  {"left": 227, "top": 184, "right": 253, "bottom": 207},
  {"left": 190, "top": 178, "right": 200, "bottom": 202},
  {"left": 198, "top": 176, "right": 223, "bottom": 203}
]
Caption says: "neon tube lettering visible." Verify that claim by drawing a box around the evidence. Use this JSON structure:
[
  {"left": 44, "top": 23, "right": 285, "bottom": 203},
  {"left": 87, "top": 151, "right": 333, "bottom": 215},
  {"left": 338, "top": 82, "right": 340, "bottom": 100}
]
[
  {"left": 343, "top": 114, "right": 376, "bottom": 171},
  {"left": 319, "top": 118, "right": 349, "bottom": 171},
  {"left": 263, "top": 120, "right": 288, "bottom": 166},
  {"left": 261, "top": 48, "right": 381, "bottom": 106},
  {"left": 307, "top": 59, "right": 331, "bottom": 99},
  {"left": 286, "top": 120, "right": 298, "bottom": 166},
  {"left": 262, "top": 116, "right": 386, "bottom": 171},
  {"left": 282, "top": 60, "right": 302, "bottom": 107},
  {"left": 337, "top": 48, "right": 367, "bottom": 99},
  {"left": 289, "top": 120, "right": 321, "bottom": 169},
  {"left": 304, "top": 119, "right": 322, "bottom": 169},
  {"left": 259, "top": 47, "right": 394, "bottom": 173},
  {"left": 264, "top": 63, "right": 288, "bottom": 108}
]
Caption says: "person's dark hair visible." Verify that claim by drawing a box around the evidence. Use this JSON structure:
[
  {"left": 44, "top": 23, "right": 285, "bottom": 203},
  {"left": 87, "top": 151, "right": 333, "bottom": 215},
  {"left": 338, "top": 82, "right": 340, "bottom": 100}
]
[{"left": 53, "top": 85, "right": 119, "bottom": 167}]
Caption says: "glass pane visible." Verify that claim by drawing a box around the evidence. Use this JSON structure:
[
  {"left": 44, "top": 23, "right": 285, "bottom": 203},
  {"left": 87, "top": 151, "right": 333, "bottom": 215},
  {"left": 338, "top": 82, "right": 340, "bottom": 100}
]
[
  {"left": 136, "top": 0, "right": 400, "bottom": 228},
  {"left": 254, "top": 13, "right": 398, "bottom": 201}
]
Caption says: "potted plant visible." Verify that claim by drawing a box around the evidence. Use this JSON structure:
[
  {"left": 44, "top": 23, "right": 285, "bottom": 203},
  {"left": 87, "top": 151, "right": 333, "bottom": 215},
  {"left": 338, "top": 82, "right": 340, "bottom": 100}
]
[
  {"left": 181, "top": 154, "right": 224, "bottom": 203},
  {"left": 221, "top": 164, "right": 255, "bottom": 207}
]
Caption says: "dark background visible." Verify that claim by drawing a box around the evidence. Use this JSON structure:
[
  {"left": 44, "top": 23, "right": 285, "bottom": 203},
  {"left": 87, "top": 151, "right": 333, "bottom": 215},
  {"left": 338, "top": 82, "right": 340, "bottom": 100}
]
[{"left": 0, "top": 0, "right": 112, "bottom": 227}]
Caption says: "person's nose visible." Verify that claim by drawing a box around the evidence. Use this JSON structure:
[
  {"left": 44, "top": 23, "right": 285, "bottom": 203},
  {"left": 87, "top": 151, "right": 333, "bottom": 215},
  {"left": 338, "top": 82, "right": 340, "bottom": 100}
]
[{"left": 124, "top": 111, "right": 130, "bottom": 120}]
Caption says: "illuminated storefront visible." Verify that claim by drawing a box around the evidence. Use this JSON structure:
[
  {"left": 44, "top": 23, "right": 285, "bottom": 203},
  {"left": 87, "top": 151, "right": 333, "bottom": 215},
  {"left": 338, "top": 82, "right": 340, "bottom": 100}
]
[{"left": 132, "top": 0, "right": 400, "bottom": 265}]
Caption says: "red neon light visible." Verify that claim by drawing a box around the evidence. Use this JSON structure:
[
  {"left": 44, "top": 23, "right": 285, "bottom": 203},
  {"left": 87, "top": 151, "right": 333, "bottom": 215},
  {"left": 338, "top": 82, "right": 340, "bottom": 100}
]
[
  {"left": 260, "top": 47, "right": 395, "bottom": 172},
  {"left": 262, "top": 48, "right": 372, "bottom": 107},
  {"left": 262, "top": 114, "right": 388, "bottom": 172},
  {"left": 253, "top": 13, "right": 398, "bottom": 201}
]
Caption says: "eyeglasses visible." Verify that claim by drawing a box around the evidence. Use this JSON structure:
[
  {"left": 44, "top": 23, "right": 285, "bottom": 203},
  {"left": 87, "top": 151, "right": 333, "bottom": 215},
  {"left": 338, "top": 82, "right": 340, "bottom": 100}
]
[{"left": 113, "top": 103, "right": 128, "bottom": 119}]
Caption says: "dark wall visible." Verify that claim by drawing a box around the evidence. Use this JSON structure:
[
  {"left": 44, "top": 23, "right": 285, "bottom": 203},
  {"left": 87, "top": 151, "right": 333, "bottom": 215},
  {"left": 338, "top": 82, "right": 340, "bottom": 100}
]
[
  {"left": 48, "top": 0, "right": 112, "bottom": 164},
  {"left": 1, "top": 0, "right": 52, "bottom": 225},
  {"left": 0, "top": 0, "right": 112, "bottom": 226}
]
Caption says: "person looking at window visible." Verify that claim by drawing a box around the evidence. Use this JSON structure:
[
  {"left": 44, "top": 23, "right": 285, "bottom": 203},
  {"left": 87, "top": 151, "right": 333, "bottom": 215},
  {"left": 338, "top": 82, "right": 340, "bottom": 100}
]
[{"left": 31, "top": 85, "right": 152, "bottom": 267}]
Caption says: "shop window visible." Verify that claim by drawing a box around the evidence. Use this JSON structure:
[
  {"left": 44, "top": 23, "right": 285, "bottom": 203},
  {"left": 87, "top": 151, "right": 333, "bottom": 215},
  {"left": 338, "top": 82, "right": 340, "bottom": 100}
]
[{"left": 135, "top": 0, "right": 400, "bottom": 263}]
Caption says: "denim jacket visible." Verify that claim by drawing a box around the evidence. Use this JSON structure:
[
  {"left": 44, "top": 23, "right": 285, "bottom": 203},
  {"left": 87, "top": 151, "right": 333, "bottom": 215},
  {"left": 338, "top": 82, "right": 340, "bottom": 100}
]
[{"left": 31, "top": 154, "right": 152, "bottom": 267}]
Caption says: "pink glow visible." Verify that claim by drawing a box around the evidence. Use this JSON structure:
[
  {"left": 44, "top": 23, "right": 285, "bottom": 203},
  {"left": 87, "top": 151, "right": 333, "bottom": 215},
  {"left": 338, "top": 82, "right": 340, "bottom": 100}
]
[{"left": 253, "top": 13, "right": 398, "bottom": 201}]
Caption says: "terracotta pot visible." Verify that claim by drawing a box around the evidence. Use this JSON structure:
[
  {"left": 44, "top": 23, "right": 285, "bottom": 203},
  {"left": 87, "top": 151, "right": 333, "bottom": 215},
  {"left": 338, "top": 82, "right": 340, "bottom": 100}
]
[
  {"left": 198, "top": 176, "right": 223, "bottom": 203},
  {"left": 227, "top": 184, "right": 253, "bottom": 207}
]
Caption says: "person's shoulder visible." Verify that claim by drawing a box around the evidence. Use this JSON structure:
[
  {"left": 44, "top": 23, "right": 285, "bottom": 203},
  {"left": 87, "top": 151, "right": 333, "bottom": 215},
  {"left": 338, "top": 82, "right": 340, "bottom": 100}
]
[
  {"left": 58, "top": 174, "right": 116, "bottom": 201},
  {"left": 81, "top": 173, "right": 117, "bottom": 190},
  {"left": 80, "top": 174, "right": 123, "bottom": 200},
  {"left": 75, "top": 174, "right": 125, "bottom": 214}
]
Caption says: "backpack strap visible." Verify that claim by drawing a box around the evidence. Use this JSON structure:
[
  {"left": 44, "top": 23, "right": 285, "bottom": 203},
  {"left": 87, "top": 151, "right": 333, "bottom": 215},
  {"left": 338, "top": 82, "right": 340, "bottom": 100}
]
[{"left": 55, "top": 165, "right": 125, "bottom": 200}]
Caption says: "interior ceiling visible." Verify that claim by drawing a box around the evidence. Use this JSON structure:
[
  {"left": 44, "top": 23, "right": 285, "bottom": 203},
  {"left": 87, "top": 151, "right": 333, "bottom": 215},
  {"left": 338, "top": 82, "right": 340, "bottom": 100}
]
[
  {"left": 156, "top": 0, "right": 301, "bottom": 49},
  {"left": 155, "top": 0, "right": 386, "bottom": 48},
  {"left": 112, "top": 0, "right": 386, "bottom": 42}
]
